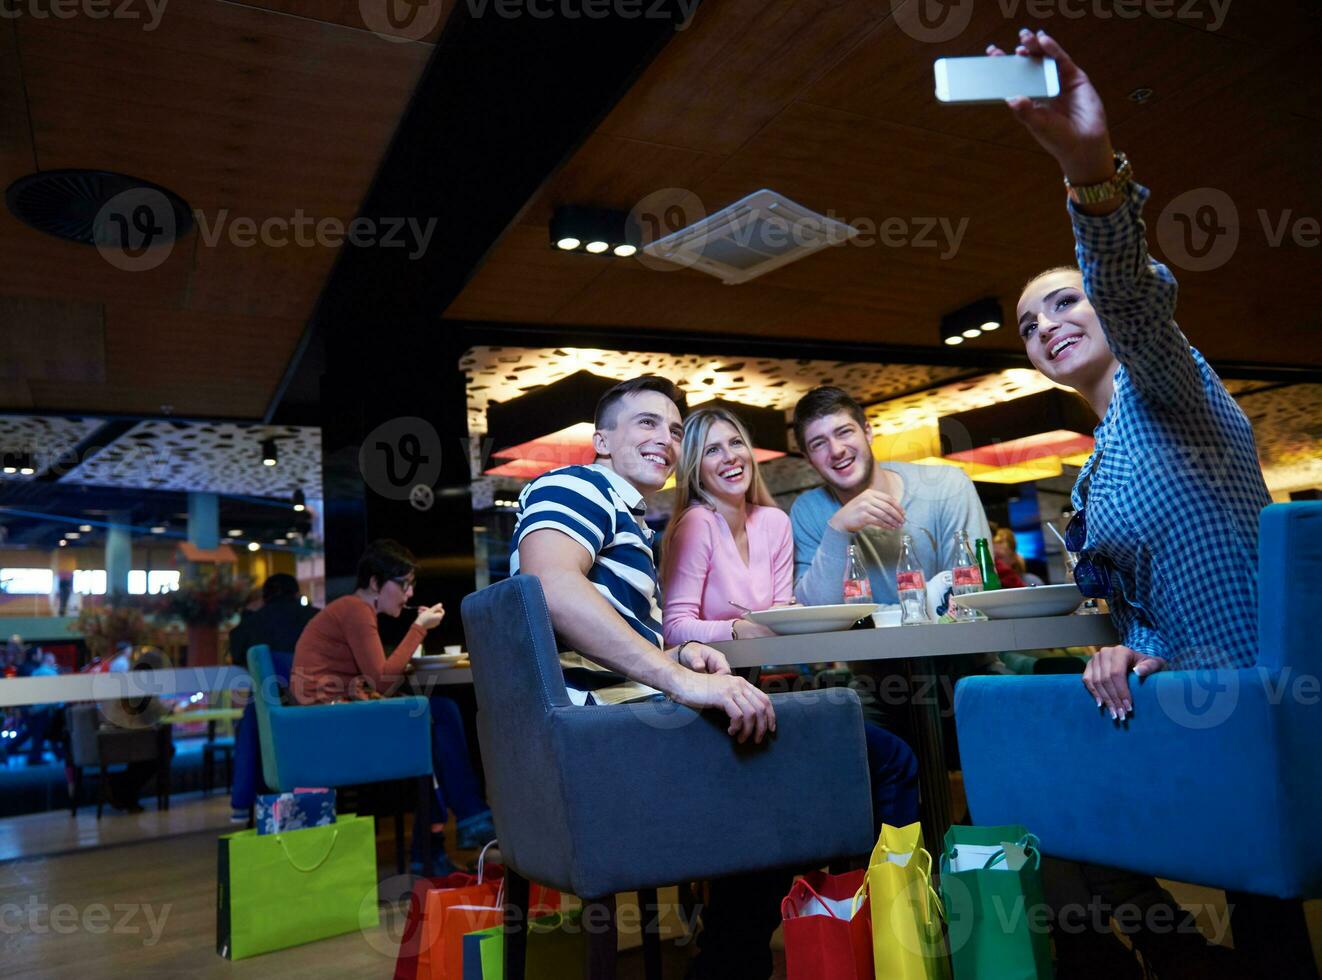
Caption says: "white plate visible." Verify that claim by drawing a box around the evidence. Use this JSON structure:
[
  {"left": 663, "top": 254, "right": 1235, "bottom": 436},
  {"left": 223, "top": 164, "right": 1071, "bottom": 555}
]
[
  {"left": 956, "top": 584, "right": 1082, "bottom": 619},
  {"left": 746, "top": 603, "right": 879, "bottom": 636},
  {"left": 413, "top": 652, "right": 466, "bottom": 666}
]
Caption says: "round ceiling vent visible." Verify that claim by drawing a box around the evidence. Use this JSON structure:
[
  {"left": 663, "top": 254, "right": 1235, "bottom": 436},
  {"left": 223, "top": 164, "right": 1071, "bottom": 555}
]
[{"left": 4, "top": 169, "right": 192, "bottom": 246}]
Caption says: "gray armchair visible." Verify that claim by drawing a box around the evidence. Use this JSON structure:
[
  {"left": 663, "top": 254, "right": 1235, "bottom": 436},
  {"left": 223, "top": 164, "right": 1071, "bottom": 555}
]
[{"left": 461, "top": 575, "right": 874, "bottom": 980}]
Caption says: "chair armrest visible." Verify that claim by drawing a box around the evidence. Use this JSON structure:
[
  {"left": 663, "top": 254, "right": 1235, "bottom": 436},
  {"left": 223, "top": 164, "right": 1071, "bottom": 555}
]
[
  {"left": 262, "top": 696, "right": 433, "bottom": 790},
  {"left": 955, "top": 672, "right": 1317, "bottom": 896},
  {"left": 544, "top": 689, "right": 874, "bottom": 899}
]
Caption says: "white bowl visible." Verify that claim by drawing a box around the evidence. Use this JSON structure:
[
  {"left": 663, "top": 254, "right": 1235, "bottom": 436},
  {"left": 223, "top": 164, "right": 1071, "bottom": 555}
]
[
  {"left": 746, "top": 602, "right": 879, "bottom": 636},
  {"left": 871, "top": 606, "right": 902, "bottom": 629},
  {"left": 956, "top": 584, "right": 1083, "bottom": 620}
]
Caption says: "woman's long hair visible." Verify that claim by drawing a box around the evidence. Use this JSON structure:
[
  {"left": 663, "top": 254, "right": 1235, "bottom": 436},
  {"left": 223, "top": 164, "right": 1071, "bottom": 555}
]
[{"left": 660, "top": 406, "right": 776, "bottom": 583}]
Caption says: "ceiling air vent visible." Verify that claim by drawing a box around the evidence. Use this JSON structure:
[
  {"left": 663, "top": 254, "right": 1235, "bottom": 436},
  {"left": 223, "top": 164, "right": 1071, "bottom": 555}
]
[
  {"left": 4, "top": 169, "right": 192, "bottom": 245},
  {"left": 640, "top": 189, "right": 859, "bottom": 285}
]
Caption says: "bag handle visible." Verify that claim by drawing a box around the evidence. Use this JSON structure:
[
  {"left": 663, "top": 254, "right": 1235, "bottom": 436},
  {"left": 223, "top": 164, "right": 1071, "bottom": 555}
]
[
  {"left": 277, "top": 827, "right": 339, "bottom": 873},
  {"left": 785, "top": 877, "right": 845, "bottom": 921},
  {"left": 477, "top": 839, "right": 499, "bottom": 883},
  {"left": 911, "top": 848, "right": 946, "bottom": 927},
  {"left": 980, "top": 834, "right": 1043, "bottom": 873}
]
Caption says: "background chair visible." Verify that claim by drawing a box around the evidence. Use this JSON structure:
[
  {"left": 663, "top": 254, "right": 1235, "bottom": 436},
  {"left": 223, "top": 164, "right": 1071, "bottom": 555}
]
[
  {"left": 246, "top": 645, "right": 436, "bottom": 874},
  {"left": 460, "top": 575, "right": 875, "bottom": 980},
  {"left": 955, "top": 501, "right": 1322, "bottom": 977},
  {"left": 65, "top": 703, "right": 172, "bottom": 817}
]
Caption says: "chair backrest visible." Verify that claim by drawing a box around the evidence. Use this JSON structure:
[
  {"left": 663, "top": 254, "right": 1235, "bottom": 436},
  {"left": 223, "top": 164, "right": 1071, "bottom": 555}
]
[
  {"left": 245, "top": 645, "right": 295, "bottom": 792},
  {"left": 65, "top": 704, "right": 101, "bottom": 767},
  {"left": 1256, "top": 501, "right": 1322, "bottom": 672},
  {"left": 460, "top": 576, "right": 575, "bottom": 883}
]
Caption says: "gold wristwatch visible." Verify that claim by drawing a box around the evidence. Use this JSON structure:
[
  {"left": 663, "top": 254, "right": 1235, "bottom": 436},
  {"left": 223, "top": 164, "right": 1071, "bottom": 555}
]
[{"left": 1064, "top": 151, "right": 1132, "bottom": 205}]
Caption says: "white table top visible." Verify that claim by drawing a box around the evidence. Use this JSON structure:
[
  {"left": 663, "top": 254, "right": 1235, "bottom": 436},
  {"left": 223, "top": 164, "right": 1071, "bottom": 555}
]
[{"left": 710, "top": 614, "right": 1117, "bottom": 669}]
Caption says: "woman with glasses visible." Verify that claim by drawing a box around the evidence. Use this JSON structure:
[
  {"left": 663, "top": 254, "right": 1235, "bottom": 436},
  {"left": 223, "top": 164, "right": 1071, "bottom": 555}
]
[
  {"left": 291, "top": 539, "right": 493, "bottom": 871},
  {"left": 1001, "top": 30, "right": 1271, "bottom": 980}
]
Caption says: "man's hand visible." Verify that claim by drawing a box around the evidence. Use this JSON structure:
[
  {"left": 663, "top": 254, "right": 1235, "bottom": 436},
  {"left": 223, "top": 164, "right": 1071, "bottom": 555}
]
[
  {"left": 676, "top": 642, "right": 733, "bottom": 675},
  {"left": 1083, "top": 645, "right": 1165, "bottom": 721},
  {"left": 670, "top": 671, "right": 776, "bottom": 744},
  {"left": 827, "top": 488, "right": 905, "bottom": 534},
  {"left": 988, "top": 29, "right": 1115, "bottom": 189}
]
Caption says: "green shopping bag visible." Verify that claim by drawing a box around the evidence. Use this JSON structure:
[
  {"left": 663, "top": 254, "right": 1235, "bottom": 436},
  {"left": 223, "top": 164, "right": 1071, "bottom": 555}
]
[
  {"left": 217, "top": 814, "right": 379, "bottom": 959},
  {"left": 939, "top": 825, "right": 1053, "bottom": 980},
  {"left": 460, "top": 908, "right": 585, "bottom": 980}
]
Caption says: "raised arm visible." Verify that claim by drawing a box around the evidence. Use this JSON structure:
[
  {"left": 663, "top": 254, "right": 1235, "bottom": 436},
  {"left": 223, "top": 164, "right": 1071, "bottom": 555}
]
[
  {"left": 998, "top": 29, "right": 1201, "bottom": 411},
  {"left": 343, "top": 606, "right": 425, "bottom": 694}
]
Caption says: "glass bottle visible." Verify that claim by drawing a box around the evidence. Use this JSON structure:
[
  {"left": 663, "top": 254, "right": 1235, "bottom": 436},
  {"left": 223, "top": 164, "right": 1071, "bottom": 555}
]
[
  {"left": 897, "top": 534, "right": 932, "bottom": 625},
  {"left": 975, "top": 537, "right": 1002, "bottom": 591},
  {"left": 950, "top": 529, "right": 983, "bottom": 621},
  {"left": 843, "top": 543, "right": 873, "bottom": 604}
]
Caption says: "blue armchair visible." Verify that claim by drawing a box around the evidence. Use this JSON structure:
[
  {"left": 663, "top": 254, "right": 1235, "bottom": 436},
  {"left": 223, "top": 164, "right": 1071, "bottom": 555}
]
[
  {"left": 955, "top": 502, "right": 1322, "bottom": 970},
  {"left": 246, "top": 645, "right": 435, "bottom": 873},
  {"left": 460, "top": 575, "right": 875, "bottom": 980}
]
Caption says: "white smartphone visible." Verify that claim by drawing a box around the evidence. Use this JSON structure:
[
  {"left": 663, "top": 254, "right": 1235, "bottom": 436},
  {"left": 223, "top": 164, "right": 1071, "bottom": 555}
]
[{"left": 934, "top": 56, "right": 1060, "bottom": 104}]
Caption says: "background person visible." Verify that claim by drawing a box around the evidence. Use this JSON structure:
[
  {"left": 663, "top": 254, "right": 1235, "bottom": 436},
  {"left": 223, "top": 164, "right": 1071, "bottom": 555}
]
[
  {"left": 227, "top": 573, "right": 319, "bottom": 823},
  {"left": 291, "top": 540, "right": 493, "bottom": 870}
]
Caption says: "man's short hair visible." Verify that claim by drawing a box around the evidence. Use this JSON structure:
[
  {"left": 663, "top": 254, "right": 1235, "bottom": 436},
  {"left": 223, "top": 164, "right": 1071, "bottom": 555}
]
[
  {"left": 792, "top": 385, "right": 868, "bottom": 451},
  {"left": 594, "top": 376, "right": 686, "bottom": 430},
  {"left": 262, "top": 573, "right": 301, "bottom": 602}
]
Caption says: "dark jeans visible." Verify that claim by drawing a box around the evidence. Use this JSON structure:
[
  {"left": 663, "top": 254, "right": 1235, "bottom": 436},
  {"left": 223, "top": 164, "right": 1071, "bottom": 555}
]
[
  {"left": 422, "top": 694, "right": 487, "bottom": 826},
  {"left": 10, "top": 707, "right": 59, "bottom": 764}
]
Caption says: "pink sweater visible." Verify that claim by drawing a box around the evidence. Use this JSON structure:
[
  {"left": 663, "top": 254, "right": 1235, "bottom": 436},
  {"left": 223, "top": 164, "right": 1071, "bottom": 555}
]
[{"left": 662, "top": 504, "right": 795, "bottom": 645}]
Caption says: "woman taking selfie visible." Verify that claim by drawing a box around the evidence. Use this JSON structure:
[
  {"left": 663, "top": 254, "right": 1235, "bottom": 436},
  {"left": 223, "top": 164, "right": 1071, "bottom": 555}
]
[
  {"left": 291, "top": 539, "right": 493, "bottom": 871},
  {"left": 998, "top": 29, "right": 1271, "bottom": 979}
]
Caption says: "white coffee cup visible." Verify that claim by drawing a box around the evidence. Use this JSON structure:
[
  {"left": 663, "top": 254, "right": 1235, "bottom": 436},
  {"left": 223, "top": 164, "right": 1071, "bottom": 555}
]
[{"left": 443, "top": 645, "right": 462, "bottom": 655}]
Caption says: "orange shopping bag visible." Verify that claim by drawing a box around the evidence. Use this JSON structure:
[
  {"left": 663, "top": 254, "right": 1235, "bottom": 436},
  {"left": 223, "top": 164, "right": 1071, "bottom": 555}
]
[{"left": 415, "top": 844, "right": 558, "bottom": 980}]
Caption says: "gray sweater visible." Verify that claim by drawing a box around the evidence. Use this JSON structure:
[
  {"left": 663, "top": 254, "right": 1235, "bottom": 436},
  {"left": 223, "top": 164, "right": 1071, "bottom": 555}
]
[{"left": 791, "top": 461, "right": 992, "bottom": 606}]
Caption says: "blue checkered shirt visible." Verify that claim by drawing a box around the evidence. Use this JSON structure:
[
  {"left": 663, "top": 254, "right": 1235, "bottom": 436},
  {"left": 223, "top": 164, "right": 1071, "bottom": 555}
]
[{"left": 1070, "top": 182, "right": 1271, "bottom": 668}]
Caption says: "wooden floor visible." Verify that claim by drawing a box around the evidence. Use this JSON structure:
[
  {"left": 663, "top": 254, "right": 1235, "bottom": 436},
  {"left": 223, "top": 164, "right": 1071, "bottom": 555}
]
[{"left": 2, "top": 793, "right": 1318, "bottom": 978}]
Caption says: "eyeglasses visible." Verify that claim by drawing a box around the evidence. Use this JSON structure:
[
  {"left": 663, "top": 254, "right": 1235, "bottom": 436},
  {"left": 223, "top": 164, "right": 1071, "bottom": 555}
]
[
  {"left": 1064, "top": 509, "right": 1113, "bottom": 599},
  {"left": 390, "top": 576, "right": 415, "bottom": 592}
]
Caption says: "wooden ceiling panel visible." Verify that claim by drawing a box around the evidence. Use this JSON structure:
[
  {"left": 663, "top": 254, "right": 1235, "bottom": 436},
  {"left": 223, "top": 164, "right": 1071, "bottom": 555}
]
[
  {"left": 802, "top": 9, "right": 1240, "bottom": 150},
  {"left": 597, "top": 0, "right": 886, "bottom": 155},
  {"left": 446, "top": 225, "right": 615, "bottom": 321},
  {"left": 514, "top": 133, "right": 724, "bottom": 228},
  {"left": 447, "top": 2, "right": 1321, "bottom": 371},
  {"left": 0, "top": 1, "right": 430, "bottom": 417},
  {"left": 233, "top": 0, "right": 452, "bottom": 42}
]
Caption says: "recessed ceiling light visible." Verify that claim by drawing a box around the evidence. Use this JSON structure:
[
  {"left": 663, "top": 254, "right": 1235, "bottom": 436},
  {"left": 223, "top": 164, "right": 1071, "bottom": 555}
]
[
  {"left": 980, "top": 320, "right": 1000, "bottom": 332},
  {"left": 260, "top": 438, "right": 278, "bottom": 467},
  {"left": 150, "top": 525, "right": 167, "bottom": 534},
  {"left": 944, "top": 335, "right": 964, "bottom": 346},
  {"left": 79, "top": 524, "right": 92, "bottom": 532},
  {"left": 612, "top": 244, "right": 637, "bottom": 257},
  {"left": 1, "top": 466, "right": 15, "bottom": 475},
  {"left": 555, "top": 237, "right": 580, "bottom": 251},
  {"left": 292, "top": 489, "right": 306, "bottom": 512},
  {"left": 227, "top": 529, "right": 243, "bottom": 537},
  {"left": 247, "top": 541, "right": 260, "bottom": 552},
  {"left": 58, "top": 539, "right": 67, "bottom": 547},
  {"left": 18, "top": 466, "right": 34, "bottom": 476},
  {"left": 962, "top": 327, "right": 981, "bottom": 339},
  {"left": 585, "top": 241, "right": 609, "bottom": 254}
]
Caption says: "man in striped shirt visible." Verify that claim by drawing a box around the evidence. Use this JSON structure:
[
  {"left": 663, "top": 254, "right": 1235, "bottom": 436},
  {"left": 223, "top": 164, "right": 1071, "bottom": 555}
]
[{"left": 511, "top": 375, "right": 775, "bottom": 741}]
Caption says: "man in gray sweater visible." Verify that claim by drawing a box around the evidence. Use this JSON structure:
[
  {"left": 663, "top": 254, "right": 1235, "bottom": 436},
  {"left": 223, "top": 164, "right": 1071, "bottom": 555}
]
[{"left": 790, "top": 386, "right": 992, "bottom": 607}]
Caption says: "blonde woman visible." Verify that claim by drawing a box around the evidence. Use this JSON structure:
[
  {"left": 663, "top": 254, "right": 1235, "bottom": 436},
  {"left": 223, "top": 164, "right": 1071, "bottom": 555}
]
[{"left": 660, "top": 406, "right": 792, "bottom": 644}]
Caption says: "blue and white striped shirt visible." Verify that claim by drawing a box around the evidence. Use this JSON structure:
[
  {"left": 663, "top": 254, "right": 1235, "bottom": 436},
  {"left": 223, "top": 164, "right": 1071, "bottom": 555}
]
[
  {"left": 511, "top": 463, "right": 663, "bottom": 703},
  {"left": 1070, "top": 182, "right": 1272, "bottom": 668}
]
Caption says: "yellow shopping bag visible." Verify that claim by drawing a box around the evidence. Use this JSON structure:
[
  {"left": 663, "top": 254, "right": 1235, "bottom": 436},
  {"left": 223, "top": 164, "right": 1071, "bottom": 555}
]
[{"left": 857, "top": 822, "right": 951, "bottom": 980}]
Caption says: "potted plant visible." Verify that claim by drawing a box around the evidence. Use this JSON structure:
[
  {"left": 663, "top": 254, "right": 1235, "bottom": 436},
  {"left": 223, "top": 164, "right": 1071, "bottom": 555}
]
[
  {"left": 147, "top": 571, "right": 250, "bottom": 666},
  {"left": 75, "top": 603, "right": 151, "bottom": 662}
]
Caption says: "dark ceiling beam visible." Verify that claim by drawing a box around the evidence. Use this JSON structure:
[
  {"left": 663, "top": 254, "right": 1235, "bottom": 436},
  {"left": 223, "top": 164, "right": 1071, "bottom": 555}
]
[{"left": 267, "top": 0, "right": 700, "bottom": 420}]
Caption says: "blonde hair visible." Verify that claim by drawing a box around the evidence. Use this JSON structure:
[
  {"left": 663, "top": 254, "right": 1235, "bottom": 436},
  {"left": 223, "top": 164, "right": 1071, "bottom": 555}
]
[{"left": 660, "top": 406, "right": 775, "bottom": 580}]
